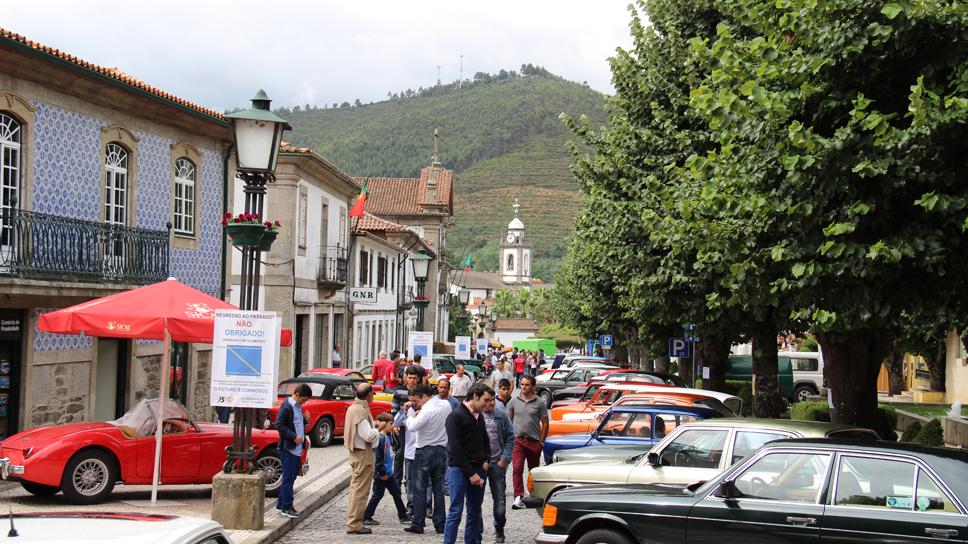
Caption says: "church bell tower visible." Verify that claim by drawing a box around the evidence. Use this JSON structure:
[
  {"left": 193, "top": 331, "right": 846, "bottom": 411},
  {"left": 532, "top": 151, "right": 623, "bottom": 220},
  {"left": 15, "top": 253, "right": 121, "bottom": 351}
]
[{"left": 499, "top": 199, "right": 531, "bottom": 285}]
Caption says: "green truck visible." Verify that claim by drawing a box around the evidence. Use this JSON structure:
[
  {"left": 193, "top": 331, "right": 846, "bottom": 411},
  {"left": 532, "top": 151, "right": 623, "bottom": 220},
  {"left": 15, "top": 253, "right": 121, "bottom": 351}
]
[
  {"left": 511, "top": 338, "right": 557, "bottom": 354},
  {"left": 726, "top": 354, "right": 796, "bottom": 401}
]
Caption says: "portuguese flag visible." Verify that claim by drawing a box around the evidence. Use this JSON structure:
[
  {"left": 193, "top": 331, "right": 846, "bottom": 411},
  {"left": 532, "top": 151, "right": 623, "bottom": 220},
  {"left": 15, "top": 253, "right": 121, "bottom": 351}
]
[
  {"left": 464, "top": 256, "right": 472, "bottom": 273},
  {"left": 348, "top": 181, "right": 367, "bottom": 217}
]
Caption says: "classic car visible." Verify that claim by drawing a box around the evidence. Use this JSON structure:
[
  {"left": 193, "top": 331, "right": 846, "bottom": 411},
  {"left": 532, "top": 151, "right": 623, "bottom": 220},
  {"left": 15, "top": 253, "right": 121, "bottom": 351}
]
[
  {"left": 269, "top": 375, "right": 392, "bottom": 447},
  {"left": 542, "top": 405, "right": 724, "bottom": 464},
  {"left": 527, "top": 418, "right": 878, "bottom": 508},
  {"left": 551, "top": 371, "right": 689, "bottom": 407},
  {"left": 539, "top": 356, "right": 610, "bottom": 373},
  {"left": 3, "top": 512, "right": 233, "bottom": 543},
  {"left": 548, "top": 392, "right": 738, "bottom": 437},
  {"left": 0, "top": 398, "right": 300, "bottom": 504},
  {"left": 536, "top": 438, "right": 966, "bottom": 544},
  {"left": 550, "top": 384, "right": 742, "bottom": 421},
  {"left": 302, "top": 367, "right": 384, "bottom": 391},
  {"left": 535, "top": 366, "right": 616, "bottom": 406}
]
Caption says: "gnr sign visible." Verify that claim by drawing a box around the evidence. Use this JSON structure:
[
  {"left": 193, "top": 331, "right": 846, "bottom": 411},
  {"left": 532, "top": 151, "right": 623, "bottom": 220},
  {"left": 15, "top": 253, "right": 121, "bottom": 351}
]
[{"left": 350, "top": 288, "right": 378, "bottom": 305}]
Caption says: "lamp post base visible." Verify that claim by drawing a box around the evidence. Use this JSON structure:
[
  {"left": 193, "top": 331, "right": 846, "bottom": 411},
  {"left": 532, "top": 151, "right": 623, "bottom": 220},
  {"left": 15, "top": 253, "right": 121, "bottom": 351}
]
[{"left": 211, "top": 471, "right": 266, "bottom": 530}]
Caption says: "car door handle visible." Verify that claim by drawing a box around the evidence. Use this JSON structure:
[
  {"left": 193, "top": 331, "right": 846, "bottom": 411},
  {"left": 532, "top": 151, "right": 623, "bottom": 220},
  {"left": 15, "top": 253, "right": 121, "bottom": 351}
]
[
  {"left": 925, "top": 528, "right": 959, "bottom": 538},
  {"left": 785, "top": 516, "right": 816, "bottom": 526}
]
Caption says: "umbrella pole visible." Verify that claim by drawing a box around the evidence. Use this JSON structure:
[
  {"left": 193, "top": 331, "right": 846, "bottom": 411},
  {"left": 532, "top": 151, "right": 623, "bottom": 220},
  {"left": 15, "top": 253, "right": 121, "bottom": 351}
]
[{"left": 150, "top": 329, "right": 172, "bottom": 504}]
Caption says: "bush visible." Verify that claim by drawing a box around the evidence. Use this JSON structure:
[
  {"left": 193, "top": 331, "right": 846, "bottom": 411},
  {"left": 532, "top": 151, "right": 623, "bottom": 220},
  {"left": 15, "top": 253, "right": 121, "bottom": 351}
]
[
  {"left": 914, "top": 418, "right": 945, "bottom": 447},
  {"left": 790, "top": 401, "right": 831, "bottom": 422},
  {"left": 900, "top": 421, "right": 923, "bottom": 442},
  {"left": 800, "top": 336, "right": 819, "bottom": 352},
  {"left": 718, "top": 380, "right": 754, "bottom": 417}
]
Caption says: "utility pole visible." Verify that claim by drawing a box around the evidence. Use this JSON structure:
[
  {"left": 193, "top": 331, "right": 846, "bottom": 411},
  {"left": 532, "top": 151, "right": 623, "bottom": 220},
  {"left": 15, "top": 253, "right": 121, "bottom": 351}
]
[
  {"left": 436, "top": 65, "right": 441, "bottom": 86},
  {"left": 459, "top": 54, "right": 463, "bottom": 88}
]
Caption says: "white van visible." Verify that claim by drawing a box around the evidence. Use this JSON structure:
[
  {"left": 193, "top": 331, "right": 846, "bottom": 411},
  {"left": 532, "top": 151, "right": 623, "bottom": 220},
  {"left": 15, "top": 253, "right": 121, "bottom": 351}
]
[{"left": 780, "top": 350, "right": 826, "bottom": 402}]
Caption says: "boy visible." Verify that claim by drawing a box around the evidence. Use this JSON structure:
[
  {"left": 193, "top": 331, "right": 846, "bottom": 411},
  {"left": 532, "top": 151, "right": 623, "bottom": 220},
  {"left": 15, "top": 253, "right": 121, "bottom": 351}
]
[
  {"left": 495, "top": 379, "right": 513, "bottom": 409},
  {"left": 363, "top": 413, "right": 411, "bottom": 525}
]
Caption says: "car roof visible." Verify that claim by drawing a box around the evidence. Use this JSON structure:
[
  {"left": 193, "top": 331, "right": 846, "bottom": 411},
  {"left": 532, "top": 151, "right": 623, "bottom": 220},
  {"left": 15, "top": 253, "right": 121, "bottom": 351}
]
[
  {"left": 4, "top": 512, "right": 225, "bottom": 543},
  {"left": 604, "top": 405, "right": 724, "bottom": 418},
  {"left": 678, "top": 418, "right": 876, "bottom": 436},
  {"left": 284, "top": 374, "right": 353, "bottom": 385}
]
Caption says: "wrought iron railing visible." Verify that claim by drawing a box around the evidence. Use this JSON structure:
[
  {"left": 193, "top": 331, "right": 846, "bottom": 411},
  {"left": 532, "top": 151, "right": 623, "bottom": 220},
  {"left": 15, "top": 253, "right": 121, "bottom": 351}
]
[
  {"left": 318, "top": 245, "right": 348, "bottom": 286},
  {"left": 0, "top": 209, "right": 169, "bottom": 285}
]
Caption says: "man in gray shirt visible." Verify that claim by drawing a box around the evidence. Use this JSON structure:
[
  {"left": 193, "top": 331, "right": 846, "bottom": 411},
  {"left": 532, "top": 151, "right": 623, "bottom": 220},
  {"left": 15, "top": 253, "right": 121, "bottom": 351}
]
[{"left": 505, "top": 374, "right": 548, "bottom": 509}]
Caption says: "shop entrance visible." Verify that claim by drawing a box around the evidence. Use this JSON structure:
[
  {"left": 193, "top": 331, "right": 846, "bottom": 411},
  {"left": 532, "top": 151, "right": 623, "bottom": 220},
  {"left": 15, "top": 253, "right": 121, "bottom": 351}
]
[{"left": 0, "top": 310, "right": 22, "bottom": 440}]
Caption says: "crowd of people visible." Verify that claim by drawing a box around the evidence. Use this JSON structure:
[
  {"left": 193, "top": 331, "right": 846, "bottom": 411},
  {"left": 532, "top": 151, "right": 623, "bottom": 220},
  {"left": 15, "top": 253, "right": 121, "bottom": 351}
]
[{"left": 275, "top": 346, "right": 551, "bottom": 544}]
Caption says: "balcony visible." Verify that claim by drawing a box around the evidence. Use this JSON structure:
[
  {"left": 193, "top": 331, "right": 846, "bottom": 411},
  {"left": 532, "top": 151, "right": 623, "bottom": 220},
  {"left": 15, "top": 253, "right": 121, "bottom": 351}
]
[
  {"left": 0, "top": 209, "right": 169, "bottom": 285},
  {"left": 318, "top": 245, "right": 348, "bottom": 289}
]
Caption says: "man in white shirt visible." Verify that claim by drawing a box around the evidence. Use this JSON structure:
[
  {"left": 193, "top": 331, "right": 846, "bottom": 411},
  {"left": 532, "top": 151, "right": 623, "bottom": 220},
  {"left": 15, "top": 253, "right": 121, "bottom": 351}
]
[
  {"left": 487, "top": 360, "right": 514, "bottom": 393},
  {"left": 403, "top": 383, "right": 452, "bottom": 534},
  {"left": 450, "top": 364, "right": 474, "bottom": 401}
]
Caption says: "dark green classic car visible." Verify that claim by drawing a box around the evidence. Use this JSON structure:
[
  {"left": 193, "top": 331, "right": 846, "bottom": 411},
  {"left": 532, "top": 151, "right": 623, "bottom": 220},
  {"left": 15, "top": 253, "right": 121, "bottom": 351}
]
[{"left": 536, "top": 438, "right": 968, "bottom": 544}]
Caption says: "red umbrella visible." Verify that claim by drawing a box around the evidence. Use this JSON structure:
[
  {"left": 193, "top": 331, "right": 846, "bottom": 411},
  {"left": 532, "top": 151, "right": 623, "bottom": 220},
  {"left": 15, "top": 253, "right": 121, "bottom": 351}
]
[
  {"left": 38, "top": 278, "right": 292, "bottom": 346},
  {"left": 37, "top": 277, "right": 291, "bottom": 503}
]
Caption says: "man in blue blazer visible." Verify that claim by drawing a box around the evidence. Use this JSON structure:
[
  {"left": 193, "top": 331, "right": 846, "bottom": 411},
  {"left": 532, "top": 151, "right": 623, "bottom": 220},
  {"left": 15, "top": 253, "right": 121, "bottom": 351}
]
[{"left": 274, "top": 382, "right": 312, "bottom": 518}]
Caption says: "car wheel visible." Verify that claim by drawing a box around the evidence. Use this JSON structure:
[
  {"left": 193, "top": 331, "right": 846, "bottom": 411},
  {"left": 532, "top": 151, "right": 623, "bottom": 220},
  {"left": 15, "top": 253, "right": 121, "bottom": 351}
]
[
  {"left": 794, "top": 385, "right": 815, "bottom": 403},
  {"left": 257, "top": 449, "right": 283, "bottom": 496},
  {"left": 313, "top": 416, "right": 334, "bottom": 447},
  {"left": 21, "top": 481, "right": 59, "bottom": 497},
  {"left": 576, "top": 528, "right": 634, "bottom": 544},
  {"left": 61, "top": 449, "right": 117, "bottom": 504},
  {"left": 539, "top": 389, "right": 552, "bottom": 406}
]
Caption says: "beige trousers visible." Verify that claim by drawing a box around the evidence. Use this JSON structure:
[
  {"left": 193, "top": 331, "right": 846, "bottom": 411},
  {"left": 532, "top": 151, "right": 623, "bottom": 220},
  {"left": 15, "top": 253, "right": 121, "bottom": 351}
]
[{"left": 346, "top": 448, "right": 375, "bottom": 532}]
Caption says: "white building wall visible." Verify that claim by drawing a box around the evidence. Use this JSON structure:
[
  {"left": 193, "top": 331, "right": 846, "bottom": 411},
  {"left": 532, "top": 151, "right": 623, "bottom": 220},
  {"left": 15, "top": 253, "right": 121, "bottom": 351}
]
[{"left": 495, "top": 330, "right": 537, "bottom": 345}]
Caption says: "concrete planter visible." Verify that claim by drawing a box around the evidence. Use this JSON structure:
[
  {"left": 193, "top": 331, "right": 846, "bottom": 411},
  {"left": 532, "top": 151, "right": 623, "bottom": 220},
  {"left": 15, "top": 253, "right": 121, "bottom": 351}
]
[
  {"left": 943, "top": 416, "right": 968, "bottom": 449},
  {"left": 895, "top": 409, "right": 930, "bottom": 432}
]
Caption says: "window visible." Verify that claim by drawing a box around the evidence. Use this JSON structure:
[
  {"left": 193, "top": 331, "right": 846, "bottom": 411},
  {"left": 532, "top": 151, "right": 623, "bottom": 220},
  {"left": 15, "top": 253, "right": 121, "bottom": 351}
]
[
  {"left": 651, "top": 414, "right": 698, "bottom": 438},
  {"left": 658, "top": 429, "right": 729, "bottom": 468},
  {"left": 731, "top": 431, "right": 791, "bottom": 464},
  {"left": 104, "top": 143, "right": 129, "bottom": 225},
  {"left": 524, "top": 253, "right": 530, "bottom": 276},
  {"left": 359, "top": 249, "right": 369, "bottom": 286},
  {"left": 915, "top": 469, "right": 958, "bottom": 513},
  {"left": 377, "top": 256, "right": 388, "bottom": 289},
  {"left": 734, "top": 452, "right": 830, "bottom": 503},
  {"left": 791, "top": 358, "right": 819, "bottom": 372},
  {"left": 834, "top": 456, "right": 915, "bottom": 509},
  {"left": 298, "top": 188, "right": 308, "bottom": 249},
  {"left": 173, "top": 158, "right": 195, "bottom": 235},
  {"left": 333, "top": 384, "right": 355, "bottom": 400},
  {"left": 506, "top": 253, "right": 514, "bottom": 272},
  {"left": 0, "top": 113, "right": 21, "bottom": 247}
]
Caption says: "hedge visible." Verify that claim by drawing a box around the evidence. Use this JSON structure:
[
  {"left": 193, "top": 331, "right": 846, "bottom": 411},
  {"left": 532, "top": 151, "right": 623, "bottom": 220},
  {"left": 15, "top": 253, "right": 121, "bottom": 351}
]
[
  {"left": 914, "top": 418, "right": 945, "bottom": 447},
  {"left": 789, "top": 402, "right": 898, "bottom": 441},
  {"left": 899, "top": 421, "right": 923, "bottom": 443}
]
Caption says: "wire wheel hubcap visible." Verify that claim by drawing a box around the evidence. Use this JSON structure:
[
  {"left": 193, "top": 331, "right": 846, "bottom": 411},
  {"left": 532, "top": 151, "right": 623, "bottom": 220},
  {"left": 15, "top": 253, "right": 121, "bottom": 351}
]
[
  {"left": 259, "top": 456, "right": 282, "bottom": 490},
  {"left": 73, "top": 459, "right": 108, "bottom": 496},
  {"left": 317, "top": 420, "right": 332, "bottom": 444}
]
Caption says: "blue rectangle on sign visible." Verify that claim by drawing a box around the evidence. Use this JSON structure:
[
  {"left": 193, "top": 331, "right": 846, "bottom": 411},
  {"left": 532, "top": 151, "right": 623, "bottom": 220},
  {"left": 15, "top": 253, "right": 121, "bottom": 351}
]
[
  {"left": 600, "top": 335, "right": 614, "bottom": 348},
  {"left": 226, "top": 345, "right": 262, "bottom": 376},
  {"left": 413, "top": 345, "right": 429, "bottom": 358},
  {"left": 669, "top": 337, "right": 690, "bottom": 358}
]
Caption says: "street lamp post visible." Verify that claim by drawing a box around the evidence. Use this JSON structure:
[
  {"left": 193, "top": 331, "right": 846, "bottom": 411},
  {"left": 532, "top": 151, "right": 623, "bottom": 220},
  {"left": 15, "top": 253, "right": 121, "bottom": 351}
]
[
  {"left": 213, "top": 90, "right": 289, "bottom": 530},
  {"left": 410, "top": 249, "right": 431, "bottom": 331}
]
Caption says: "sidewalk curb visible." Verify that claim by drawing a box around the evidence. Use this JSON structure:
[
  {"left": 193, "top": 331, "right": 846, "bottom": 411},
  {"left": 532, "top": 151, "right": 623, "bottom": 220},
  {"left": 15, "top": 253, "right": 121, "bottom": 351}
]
[{"left": 231, "top": 460, "right": 351, "bottom": 544}]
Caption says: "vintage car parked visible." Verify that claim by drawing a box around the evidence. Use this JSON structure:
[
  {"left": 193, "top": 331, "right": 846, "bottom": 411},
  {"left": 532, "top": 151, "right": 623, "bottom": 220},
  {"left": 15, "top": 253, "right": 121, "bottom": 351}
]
[
  {"left": 3, "top": 512, "right": 233, "bottom": 543},
  {"left": 527, "top": 418, "right": 878, "bottom": 508},
  {"left": 551, "top": 371, "right": 689, "bottom": 407},
  {"left": 536, "top": 439, "right": 966, "bottom": 544},
  {"left": 550, "top": 384, "right": 743, "bottom": 422},
  {"left": 0, "top": 399, "right": 300, "bottom": 504},
  {"left": 542, "top": 405, "right": 725, "bottom": 464},
  {"left": 302, "top": 367, "right": 383, "bottom": 391},
  {"left": 534, "top": 366, "right": 617, "bottom": 406},
  {"left": 269, "top": 375, "right": 392, "bottom": 447}
]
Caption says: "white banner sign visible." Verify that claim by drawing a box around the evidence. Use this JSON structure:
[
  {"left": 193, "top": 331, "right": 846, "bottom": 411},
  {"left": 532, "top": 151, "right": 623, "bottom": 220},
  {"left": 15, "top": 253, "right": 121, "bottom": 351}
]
[
  {"left": 210, "top": 310, "right": 280, "bottom": 408},
  {"left": 408, "top": 331, "right": 434, "bottom": 371},
  {"left": 349, "top": 287, "right": 378, "bottom": 305},
  {"left": 455, "top": 336, "right": 472, "bottom": 359},
  {"left": 476, "top": 338, "right": 488, "bottom": 353}
]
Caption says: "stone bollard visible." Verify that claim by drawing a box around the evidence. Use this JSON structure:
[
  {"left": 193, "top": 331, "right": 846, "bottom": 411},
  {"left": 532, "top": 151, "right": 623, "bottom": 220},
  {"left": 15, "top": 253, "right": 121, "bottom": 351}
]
[{"left": 211, "top": 471, "right": 266, "bottom": 530}]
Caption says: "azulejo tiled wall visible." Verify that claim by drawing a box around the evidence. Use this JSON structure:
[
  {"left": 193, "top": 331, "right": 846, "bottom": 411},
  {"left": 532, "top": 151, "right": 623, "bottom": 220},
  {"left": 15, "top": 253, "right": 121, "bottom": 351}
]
[
  {"left": 33, "top": 309, "right": 92, "bottom": 352},
  {"left": 30, "top": 102, "right": 224, "bottom": 352}
]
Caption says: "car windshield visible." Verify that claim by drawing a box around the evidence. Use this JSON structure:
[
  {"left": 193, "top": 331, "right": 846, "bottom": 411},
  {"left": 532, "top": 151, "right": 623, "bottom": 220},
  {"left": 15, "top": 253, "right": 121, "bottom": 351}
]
[
  {"left": 581, "top": 386, "right": 602, "bottom": 402},
  {"left": 278, "top": 381, "right": 327, "bottom": 398},
  {"left": 108, "top": 398, "right": 193, "bottom": 436},
  {"left": 436, "top": 360, "right": 457, "bottom": 374}
]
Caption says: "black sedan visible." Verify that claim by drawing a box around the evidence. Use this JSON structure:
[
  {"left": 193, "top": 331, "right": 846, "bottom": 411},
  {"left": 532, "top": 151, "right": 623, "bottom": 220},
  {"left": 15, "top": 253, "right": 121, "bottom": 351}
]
[
  {"left": 551, "top": 371, "right": 688, "bottom": 406},
  {"left": 536, "top": 438, "right": 968, "bottom": 544},
  {"left": 535, "top": 366, "right": 614, "bottom": 406}
]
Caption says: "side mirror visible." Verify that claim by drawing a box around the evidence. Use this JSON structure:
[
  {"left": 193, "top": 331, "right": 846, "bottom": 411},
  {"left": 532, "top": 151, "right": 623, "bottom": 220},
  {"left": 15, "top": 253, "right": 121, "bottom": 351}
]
[
  {"left": 717, "top": 480, "right": 740, "bottom": 499},
  {"left": 647, "top": 452, "right": 661, "bottom": 467}
]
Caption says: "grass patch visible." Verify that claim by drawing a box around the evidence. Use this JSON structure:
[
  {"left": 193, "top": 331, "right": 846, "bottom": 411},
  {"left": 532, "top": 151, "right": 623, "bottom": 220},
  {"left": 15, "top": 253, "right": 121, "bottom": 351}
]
[{"left": 893, "top": 403, "right": 968, "bottom": 418}]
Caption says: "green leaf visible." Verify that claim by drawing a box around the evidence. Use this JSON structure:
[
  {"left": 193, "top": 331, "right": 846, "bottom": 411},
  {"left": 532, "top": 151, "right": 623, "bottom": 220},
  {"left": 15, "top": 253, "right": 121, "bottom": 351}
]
[{"left": 881, "top": 3, "right": 902, "bottom": 19}]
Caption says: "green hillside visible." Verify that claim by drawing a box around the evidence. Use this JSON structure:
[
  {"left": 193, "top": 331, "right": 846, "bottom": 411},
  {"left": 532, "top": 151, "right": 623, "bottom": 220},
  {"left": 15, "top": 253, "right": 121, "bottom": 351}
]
[{"left": 275, "top": 70, "right": 606, "bottom": 279}]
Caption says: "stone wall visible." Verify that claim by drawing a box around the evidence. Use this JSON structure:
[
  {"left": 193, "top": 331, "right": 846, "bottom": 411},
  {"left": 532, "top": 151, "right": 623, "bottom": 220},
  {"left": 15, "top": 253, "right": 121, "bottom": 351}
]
[
  {"left": 192, "top": 347, "right": 213, "bottom": 421},
  {"left": 29, "top": 361, "right": 90, "bottom": 426}
]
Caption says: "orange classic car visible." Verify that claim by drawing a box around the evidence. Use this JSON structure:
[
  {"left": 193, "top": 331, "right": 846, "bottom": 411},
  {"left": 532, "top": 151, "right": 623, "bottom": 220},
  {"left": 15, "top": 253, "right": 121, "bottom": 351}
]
[{"left": 549, "top": 383, "right": 742, "bottom": 422}]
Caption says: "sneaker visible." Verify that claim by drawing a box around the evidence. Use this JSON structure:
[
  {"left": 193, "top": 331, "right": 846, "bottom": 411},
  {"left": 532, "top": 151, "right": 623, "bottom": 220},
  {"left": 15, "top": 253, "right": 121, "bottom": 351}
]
[
  {"left": 511, "top": 496, "right": 525, "bottom": 510},
  {"left": 495, "top": 529, "right": 506, "bottom": 544},
  {"left": 399, "top": 515, "right": 413, "bottom": 524},
  {"left": 281, "top": 507, "right": 300, "bottom": 519},
  {"left": 363, "top": 518, "right": 380, "bottom": 526}
]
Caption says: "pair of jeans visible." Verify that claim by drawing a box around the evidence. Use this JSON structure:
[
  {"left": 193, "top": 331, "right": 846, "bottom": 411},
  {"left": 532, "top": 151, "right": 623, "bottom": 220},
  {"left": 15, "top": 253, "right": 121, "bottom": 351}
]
[
  {"left": 276, "top": 448, "right": 300, "bottom": 510},
  {"left": 444, "top": 465, "right": 486, "bottom": 544},
  {"left": 512, "top": 437, "right": 542, "bottom": 497},
  {"left": 363, "top": 475, "right": 408, "bottom": 520},
  {"left": 404, "top": 458, "right": 432, "bottom": 516},
  {"left": 411, "top": 445, "right": 447, "bottom": 532},
  {"left": 486, "top": 462, "right": 507, "bottom": 531}
]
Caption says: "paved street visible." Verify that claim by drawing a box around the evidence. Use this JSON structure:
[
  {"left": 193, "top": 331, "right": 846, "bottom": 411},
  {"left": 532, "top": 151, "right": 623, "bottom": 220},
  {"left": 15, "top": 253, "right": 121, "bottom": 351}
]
[{"left": 278, "top": 466, "right": 541, "bottom": 544}]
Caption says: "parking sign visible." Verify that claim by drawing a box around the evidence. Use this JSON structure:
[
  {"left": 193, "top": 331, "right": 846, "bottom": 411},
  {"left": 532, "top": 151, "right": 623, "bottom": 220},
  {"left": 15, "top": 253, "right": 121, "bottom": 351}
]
[
  {"left": 600, "top": 335, "right": 614, "bottom": 348},
  {"left": 669, "top": 337, "right": 690, "bottom": 358}
]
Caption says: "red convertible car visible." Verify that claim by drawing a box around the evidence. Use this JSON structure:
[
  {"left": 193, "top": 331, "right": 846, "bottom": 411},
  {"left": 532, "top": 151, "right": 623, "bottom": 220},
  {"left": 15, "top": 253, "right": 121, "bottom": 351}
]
[
  {"left": 269, "top": 375, "right": 392, "bottom": 447},
  {"left": 0, "top": 399, "right": 302, "bottom": 504}
]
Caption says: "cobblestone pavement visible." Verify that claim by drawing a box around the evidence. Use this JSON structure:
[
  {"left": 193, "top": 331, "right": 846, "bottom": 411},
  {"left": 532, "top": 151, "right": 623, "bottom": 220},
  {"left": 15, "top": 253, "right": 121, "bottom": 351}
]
[{"left": 278, "top": 467, "right": 543, "bottom": 544}]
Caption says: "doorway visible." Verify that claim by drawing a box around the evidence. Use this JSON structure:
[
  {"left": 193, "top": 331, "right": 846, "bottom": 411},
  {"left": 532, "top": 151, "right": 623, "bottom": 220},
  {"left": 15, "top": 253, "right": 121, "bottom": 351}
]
[
  {"left": 294, "top": 314, "right": 308, "bottom": 377},
  {"left": 169, "top": 341, "right": 189, "bottom": 406},
  {"left": 95, "top": 338, "right": 127, "bottom": 421},
  {"left": 0, "top": 310, "right": 23, "bottom": 439}
]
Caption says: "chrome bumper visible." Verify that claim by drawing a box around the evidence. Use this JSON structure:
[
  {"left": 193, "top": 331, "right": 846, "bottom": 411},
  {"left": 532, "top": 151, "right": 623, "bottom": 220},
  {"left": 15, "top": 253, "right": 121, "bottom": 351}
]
[
  {"left": 0, "top": 458, "right": 24, "bottom": 479},
  {"left": 534, "top": 531, "right": 568, "bottom": 544}
]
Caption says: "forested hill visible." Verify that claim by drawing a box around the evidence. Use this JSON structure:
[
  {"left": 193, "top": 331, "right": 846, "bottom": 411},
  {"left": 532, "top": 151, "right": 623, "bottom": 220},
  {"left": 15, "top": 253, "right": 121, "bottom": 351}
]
[{"left": 274, "top": 68, "right": 607, "bottom": 279}]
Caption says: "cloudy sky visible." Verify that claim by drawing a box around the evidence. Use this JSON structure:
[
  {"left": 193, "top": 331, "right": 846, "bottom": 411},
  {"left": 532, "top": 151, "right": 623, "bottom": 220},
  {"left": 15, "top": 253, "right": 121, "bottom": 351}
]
[{"left": 6, "top": 1, "right": 636, "bottom": 112}]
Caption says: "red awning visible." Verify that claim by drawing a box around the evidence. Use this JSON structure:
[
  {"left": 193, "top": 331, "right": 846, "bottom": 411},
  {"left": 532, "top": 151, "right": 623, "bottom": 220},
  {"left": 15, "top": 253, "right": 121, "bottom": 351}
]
[{"left": 38, "top": 278, "right": 292, "bottom": 346}]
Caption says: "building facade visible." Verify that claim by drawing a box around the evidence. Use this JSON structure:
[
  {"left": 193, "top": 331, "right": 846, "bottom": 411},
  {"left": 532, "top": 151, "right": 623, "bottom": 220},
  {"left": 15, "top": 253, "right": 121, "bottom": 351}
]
[{"left": 0, "top": 27, "right": 232, "bottom": 431}]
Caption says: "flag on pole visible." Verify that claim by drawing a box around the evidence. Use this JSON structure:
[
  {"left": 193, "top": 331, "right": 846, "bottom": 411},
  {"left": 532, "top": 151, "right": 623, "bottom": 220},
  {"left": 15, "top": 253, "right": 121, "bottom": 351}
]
[
  {"left": 348, "top": 180, "right": 367, "bottom": 217},
  {"left": 464, "top": 255, "right": 472, "bottom": 273}
]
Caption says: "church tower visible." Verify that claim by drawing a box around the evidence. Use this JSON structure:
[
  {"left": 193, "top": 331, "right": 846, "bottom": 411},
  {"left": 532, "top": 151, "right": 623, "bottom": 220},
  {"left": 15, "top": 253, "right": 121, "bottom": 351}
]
[{"left": 500, "top": 199, "right": 532, "bottom": 286}]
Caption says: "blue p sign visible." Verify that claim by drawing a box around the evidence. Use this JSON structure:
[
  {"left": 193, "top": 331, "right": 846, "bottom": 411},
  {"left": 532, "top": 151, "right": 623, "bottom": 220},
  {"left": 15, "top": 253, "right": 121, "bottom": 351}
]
[{"left": 669, "top": 337, "right": 690, "bottom": 358}]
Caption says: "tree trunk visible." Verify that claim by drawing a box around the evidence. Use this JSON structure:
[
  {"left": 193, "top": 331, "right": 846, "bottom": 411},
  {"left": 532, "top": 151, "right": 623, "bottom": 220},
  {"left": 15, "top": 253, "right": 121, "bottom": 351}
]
[
  {"left": 638, "top": 345, "right": 654, "bottom": 371},
  {"left": 678, "top": 349, "right": 695, "bottom": 388},
  {"left": 654, "top": 355, "right": 670, "bottom": 373},
  {"left": 883, "top": 348, "right": 904, "bottom": 397},
  {"left": 923, "top": 338, "right": 946, "bottom": 392},
  {"left": 698, "top": 334, "right": 731, "bottom": 392},
  {"left": 751, "top": 326, "right": 785, "bottom": 418},
  {"left": 627, "top": 343, "right": 639, "bottom": 369},
  {"left": 611, "top": 343, "right": 629, "bottom": 367},
  {"left": 818, "top": 331, "right": 892, "bottom": 429}
]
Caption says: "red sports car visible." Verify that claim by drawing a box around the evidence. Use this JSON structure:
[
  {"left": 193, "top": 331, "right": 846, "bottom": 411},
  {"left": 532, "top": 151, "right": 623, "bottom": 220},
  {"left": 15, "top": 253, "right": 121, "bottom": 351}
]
[
  {"left": 301, "top": 367, "right": 384, "bottom": 392},
  {"left": 269, "top": 375, "right": 392, "bottom": 447},
  {"left": 0, "top": 399, "right": 302, "bottom": 504}
]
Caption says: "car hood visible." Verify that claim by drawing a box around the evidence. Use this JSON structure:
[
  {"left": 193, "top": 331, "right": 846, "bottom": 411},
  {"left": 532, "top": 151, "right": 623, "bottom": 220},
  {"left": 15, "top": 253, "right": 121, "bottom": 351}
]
[
  {"left": 553, "top": 482, "right": 696, "bottom": 501},
  {"left": 555, "top": 444, "right": 649, "bottom": 462},
  {"left": 2, "top": 422, "right": 120, "bottom": 457},
  {"left": 548, "top": 433, "right": 593, "bottom": 445}
]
